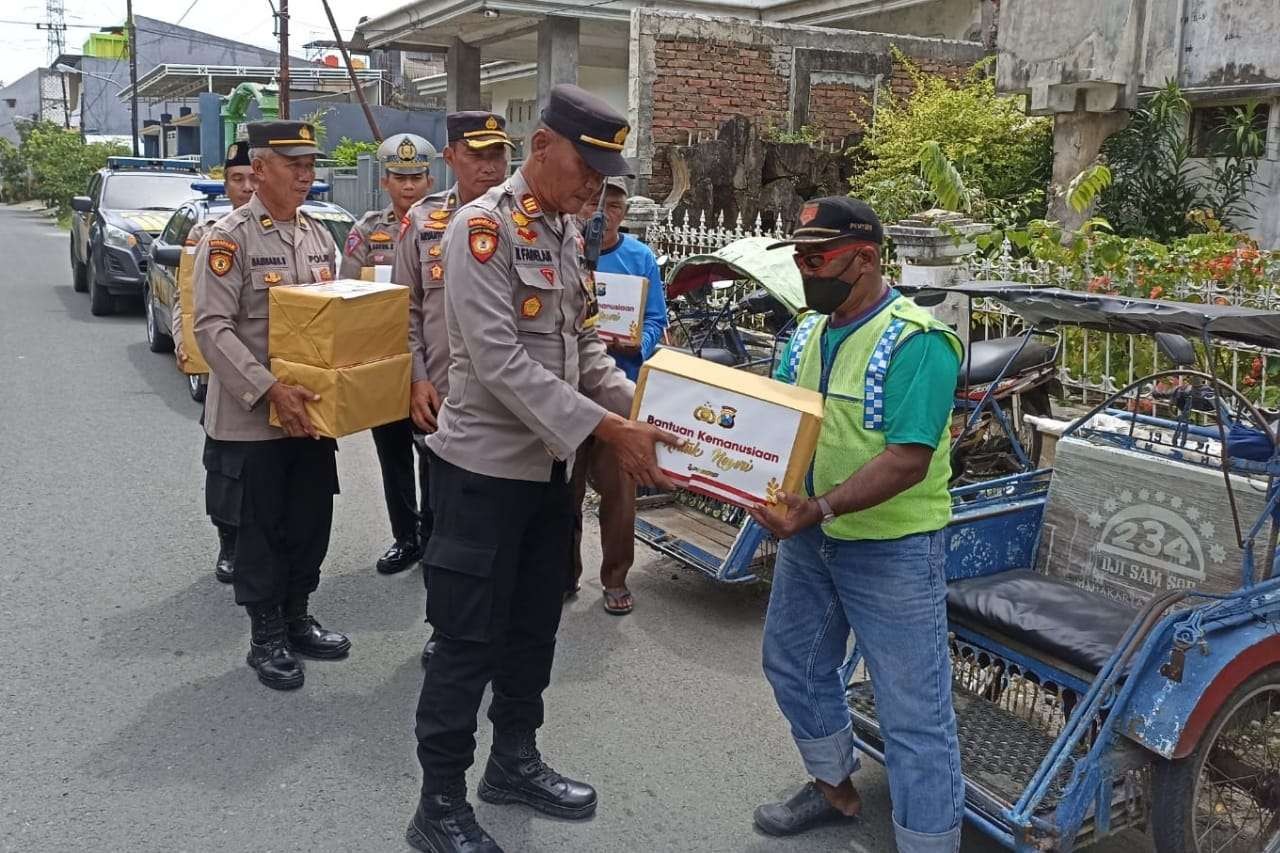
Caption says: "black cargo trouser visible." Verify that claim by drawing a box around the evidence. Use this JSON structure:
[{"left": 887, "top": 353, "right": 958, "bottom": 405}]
[
  {"left": 372, "top": 418, "right": 423, "bottom": 544},
  {"left": 205, "top": 435, "right": 339, "bottom": 607},
  {"left": 414, "top": 450, "right": 572, "bottom": 794}
]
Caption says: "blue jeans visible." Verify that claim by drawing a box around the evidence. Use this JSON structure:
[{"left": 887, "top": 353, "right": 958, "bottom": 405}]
[{"left": 763, "top": 526, "right": 963, "bottom": 853}]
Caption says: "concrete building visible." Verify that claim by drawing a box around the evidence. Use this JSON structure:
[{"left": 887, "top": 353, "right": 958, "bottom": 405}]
[
  {"left": 0, "top": 68, "right": 75, "bottom": 143},
  {"left": 997, "top": 0, "right": 1280, "bottom": 247}
]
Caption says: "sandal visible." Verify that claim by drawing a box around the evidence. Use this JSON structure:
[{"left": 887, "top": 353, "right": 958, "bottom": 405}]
[{"left": 603, "top": 587, "right": 634, "bottom": 615}]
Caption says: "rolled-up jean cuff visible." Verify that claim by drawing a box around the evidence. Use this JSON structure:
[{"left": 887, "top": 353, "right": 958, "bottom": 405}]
[
  {"left": 893, "top": 817, "right": 961, "bottom": 853},
  {"left": 794, "top": 723, "right": 861, "bottom": 785}
]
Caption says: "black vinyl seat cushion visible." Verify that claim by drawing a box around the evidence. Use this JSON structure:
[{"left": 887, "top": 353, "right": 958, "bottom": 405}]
[
  {"left": 961, "top": 337, "right": 1055, "bottom": 385},
  {"left": 947, "top": 570, "right": 1138, "bottom": 673}
]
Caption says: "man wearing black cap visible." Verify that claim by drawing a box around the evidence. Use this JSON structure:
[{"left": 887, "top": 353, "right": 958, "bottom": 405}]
[
  {"left": 338, "top": 133, "right": 436, "bottom": 579},
  {"left": 391, "top": 111, "right": 513, "bottom": 666},
  {"left": 746, "top": 197, "right": 965, "bottom": 851},
  {"left": 193, "top": 120, "right": 351, "bottom": 692},
  {"left": 175, "top": 139, "right": 257, "bottom": 585},
  {"left": 403, "top": 86, "right": 679, "bottom": 853}
]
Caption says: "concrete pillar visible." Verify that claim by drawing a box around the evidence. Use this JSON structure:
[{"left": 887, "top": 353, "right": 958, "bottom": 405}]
[
  {"left": 1046, "top": 108, "right": 1129, "bottom": 233},
  {"left": 445, "top": 37, "right": 481, "bottom": 113},
  {"left": 537, "top": 16, "right": 579, "bottom": 109},
  {"left": 884, "top": 210, "right": 991, "bottom": 348}
]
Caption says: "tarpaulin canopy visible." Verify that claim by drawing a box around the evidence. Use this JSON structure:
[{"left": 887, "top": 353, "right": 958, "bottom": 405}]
[
  {"left": 911, "top": 281, "right": 1280, "bottom": 350},
  {"left": 664, "top": 236, "right": 805, "bottom": 314}
]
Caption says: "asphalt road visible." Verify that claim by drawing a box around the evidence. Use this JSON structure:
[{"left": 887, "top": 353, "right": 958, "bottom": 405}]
[{"left": 0, "top": 203, "right": 1145, "bottom": 853}]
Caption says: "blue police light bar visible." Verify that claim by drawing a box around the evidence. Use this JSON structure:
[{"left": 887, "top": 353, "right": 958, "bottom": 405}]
[
  {"left": 190, "top": 180, "right": 331, "bottom": 200},
  {"left": 108, "top": 156, "right": 201, "bottom": 173}
]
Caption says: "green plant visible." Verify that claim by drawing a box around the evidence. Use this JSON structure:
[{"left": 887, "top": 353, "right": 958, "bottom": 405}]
[
  {"left": 764, "top": 124, "right": 823, "bottom": 145},
  {"left": 1065, "top": 164, "right": 1112, "bottom": 213},
  {"left": 0, "top": 137, "right": 29, "bottom": 202},
  {"left": 301, "top": 108, "right": 329, "bottom": 149},
  {"left": 330, "top": 136, "right": 379, "bottom": 167},
  {"left": 917, "top": 140, "right": 970, "bottom": 211},
  {"left": 849, "top": 49, "right": 1052, "bottom": 226},
  {"left": 1099, "top": 82, "right": 1266, "bottom": 240},
  {"left": 14, "top": 121, "right": 127, "bottom": 217}
]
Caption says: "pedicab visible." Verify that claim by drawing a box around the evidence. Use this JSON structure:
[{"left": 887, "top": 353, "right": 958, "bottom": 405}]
[
  {"left": 634, "top": 239, "right": 1057, "bottom": 583},
  {"left": 841, "top": 281, "right": 1280, "bottom": 852}
]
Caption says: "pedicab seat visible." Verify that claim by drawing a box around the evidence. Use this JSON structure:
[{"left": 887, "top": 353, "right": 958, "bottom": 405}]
[
  {"left": 947, "top": 570, "right": 1136, "bottom": 673},
  {"left": 962, "top": 336, "right": 1055, "bottom": 384}
]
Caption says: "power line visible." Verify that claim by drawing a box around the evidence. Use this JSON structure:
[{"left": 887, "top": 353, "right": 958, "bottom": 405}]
[{"left": 175, "top": 0, "right": 203, "bottom": 26}]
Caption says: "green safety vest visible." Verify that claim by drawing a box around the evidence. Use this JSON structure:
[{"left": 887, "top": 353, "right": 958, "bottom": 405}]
[{"left": 795, "top": 296, "right": 961, "bottom": 541}]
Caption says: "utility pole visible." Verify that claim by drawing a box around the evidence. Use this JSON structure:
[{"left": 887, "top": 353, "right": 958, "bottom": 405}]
[
  {"left": 278, "top": 0, "right": 290, "bottom": 118},
  {"left": 320, "top": 0, "right": 381, "bottom": 140},
  {"left": 40, "top": 0, "right": 70, "bottom": 128},
  {"left": 126, "top": 0, "right": 140, "bottom": 155}
]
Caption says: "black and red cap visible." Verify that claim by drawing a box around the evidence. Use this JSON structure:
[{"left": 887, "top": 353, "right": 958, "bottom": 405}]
[{"left": 768, "top": 196, "right": 884, "bottom": 249}]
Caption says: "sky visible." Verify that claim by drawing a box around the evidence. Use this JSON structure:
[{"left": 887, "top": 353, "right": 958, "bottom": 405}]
[{"left": 0, "top": 0, "right": 408, "bottom": 87}]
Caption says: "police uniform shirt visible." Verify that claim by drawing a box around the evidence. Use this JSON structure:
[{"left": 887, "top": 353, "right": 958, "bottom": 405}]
[
  {"left": 193, "top": 193, "right": 337, "bottom": 442},
  {"left": 425, "top": 168, "right": 634, "bottom": 482},
  {"left": 391, "top": 186, "right": 457, "bottom": 392},
  {"left": 171, "top": 214, "right": 221, "bottom": 348},
  {"left": 338, "top": 205, "right": 402, "bottom": 279}
]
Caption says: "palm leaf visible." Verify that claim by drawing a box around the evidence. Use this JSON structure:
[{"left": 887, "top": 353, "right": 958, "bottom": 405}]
[
  {"left": 917, "top": 141, "right": 969, "bottom": 212},
  {"left": 1065, "top": 164, "right": 1113, "bottom": 213}
]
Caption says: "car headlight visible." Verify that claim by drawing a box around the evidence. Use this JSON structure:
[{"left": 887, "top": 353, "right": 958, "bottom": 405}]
[{"left": 104, "top": 223, "right": 138, "bottom": 250}]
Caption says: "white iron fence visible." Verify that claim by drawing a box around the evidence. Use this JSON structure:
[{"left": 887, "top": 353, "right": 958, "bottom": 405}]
[{"left": 644, "top": 208, "right": 1280, "bottom": 408}]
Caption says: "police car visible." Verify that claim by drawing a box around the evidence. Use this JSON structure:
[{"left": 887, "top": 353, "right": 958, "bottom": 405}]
[
  {"left": 145, "top": 180, "right": 357, "bottom": 401},
  {"left": 69, "top": 156, "right": 207, "bottom": 316}
]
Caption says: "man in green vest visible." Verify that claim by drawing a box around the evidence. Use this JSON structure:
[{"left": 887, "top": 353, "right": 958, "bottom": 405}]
[{"left": 747, "top": 197, "right": 965, "bottom": 852}]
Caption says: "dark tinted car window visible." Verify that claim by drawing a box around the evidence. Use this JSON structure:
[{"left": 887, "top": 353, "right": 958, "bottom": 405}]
[{"left": 160, "top": 205, "right": 190, "bottom": 245}]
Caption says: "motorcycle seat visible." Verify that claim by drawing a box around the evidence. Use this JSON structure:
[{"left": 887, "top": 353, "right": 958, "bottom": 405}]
[
  {"left": 947, "top": 569, "right": 1136, "bottom": 674},
  {"left": 660, "top": 345, "right": 739, "bottom": 367},
  {"left": 961, "top": 337, "right": 1055, "bottom": 385}
]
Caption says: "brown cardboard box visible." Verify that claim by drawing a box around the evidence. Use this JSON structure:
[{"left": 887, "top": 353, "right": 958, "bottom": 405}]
[
  {"left": 594, "top": 271, "right": 649, "bottom": 346},
  {"left": 632, "top": 348, "right": 824, "bottom": 508},
  {"left": 269, "top": 353, "right": 412, "bottom": 438},
  {"left": 176, "top": 248, "right": 210, "bottom": 375},
  {"left": 268, "top": 280, "right": 408, "bottom": 369},
  {"left": 360, "top": 265, "right": 393, "bottom": 282}
]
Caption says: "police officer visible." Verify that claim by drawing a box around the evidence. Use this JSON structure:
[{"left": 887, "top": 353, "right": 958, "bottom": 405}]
[
  {"left": 391, "top": 111, "right": 514, "bottom": 665},
  {"left": 193, "top": 120, "right": 350, "bottom": 692},
  {"left": 175, "top": 139, "right": 257, "bottom": 585},
  {"left": 404, "top": 85, "right": 678, "bottom": 853},
  {"left": 338, "top": 133, "right": 436, "bottom": 577}
]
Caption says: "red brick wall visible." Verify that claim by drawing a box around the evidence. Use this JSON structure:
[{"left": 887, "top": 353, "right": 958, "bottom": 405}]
[
  {"left": 806, "top": 81, "right": 875, "bottom": 144},
  {"left": 887, "top": 56, "right": 971, "bottom": 99}
]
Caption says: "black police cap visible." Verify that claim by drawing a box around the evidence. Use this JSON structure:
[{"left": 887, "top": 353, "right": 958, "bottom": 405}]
[
  {"left": 446, "top": 111, "right": 515, "bottom": 150},
  {"left": 246, "top": 120, "right": 322, "bottom": 157},
  {"left": 768, "top": 196, "right": 884, "bottom": 249},
  {"left": 224, "top": 140, "right": 251, "bottom": 169},
  {"left": 540, "top": 84, "right": 634, "bottom": 178}
]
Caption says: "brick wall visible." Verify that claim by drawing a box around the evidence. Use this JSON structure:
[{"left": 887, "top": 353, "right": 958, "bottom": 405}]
[{"left": 806, "top": 81, "right": 876, "bottom": 143}]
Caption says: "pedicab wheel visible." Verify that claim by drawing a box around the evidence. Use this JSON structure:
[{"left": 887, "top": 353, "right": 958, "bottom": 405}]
[{"left": 1151, "top": 667, "right": 1280, "bottom": 853}]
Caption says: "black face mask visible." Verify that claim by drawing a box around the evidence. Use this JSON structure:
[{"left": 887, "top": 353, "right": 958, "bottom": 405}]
[{"left": 802, "top": 276, "right": 855, "bottom": 315}]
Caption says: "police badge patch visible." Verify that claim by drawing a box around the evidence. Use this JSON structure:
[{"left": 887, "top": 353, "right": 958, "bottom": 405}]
[
  {"left": 468, "top": 217, "right": 499, "bottom": 263},
  {"left": 344, "top": 228, "right": 363, "bottom": 256},
  {"left": 207, "top": 238, "right": 237, "bottom": 277}
]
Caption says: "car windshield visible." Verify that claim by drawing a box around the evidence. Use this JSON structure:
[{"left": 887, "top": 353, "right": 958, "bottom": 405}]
[{"left": 103, "top": 174, "right": 201, "bottom": 210}]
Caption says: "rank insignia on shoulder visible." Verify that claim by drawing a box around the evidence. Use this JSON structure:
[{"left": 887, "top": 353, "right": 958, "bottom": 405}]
[
  {"left": 263, "top": 271, "right": 282, "bottom": 284},
  {"left": 521, "top": 295, "right": 542, "bottom": 318},
  {"left": 259, "top": 215, "right": 274, "bottom": 229},
  {"left": 208, "top": 250, "right": 233, "bottom": 276},
  {"left": 511, "top": 210, "right": 531, "bottom": 228},
  {"left": 430, "top": 264, "right": 444, "bottom": 281},
  {"left": 344, "top": 229, "right": 363, "bottom": 255},
  {"left": 519, "top": 194, "right": 541, "bottom": 216},
  {"left": 516, "top": 227, "right": 538, "bottom": 245},
  {"left": 429, "top": 209, "right": 450, "bottom": 222},
  {"left": 539, "top": 268, "right": 555, "bottom": 286},
  {"left": 468, "top": 218, "right": 499, "bottom": 263},
  {"left": 428, "top": 244, "right": 442, "bottom": 257}
]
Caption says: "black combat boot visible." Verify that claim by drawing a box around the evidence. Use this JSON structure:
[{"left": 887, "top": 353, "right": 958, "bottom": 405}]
[
  {"left": 406, "top": 780, "right": 504, "bottom": 853},
  {"left": 284, "top": 596, "right": 351, "bottom": 660},
  {"left": 246, "top": 604, "right": 304, "bottom": 690},
  {"left": 376, "top": 535, "right": 423, "bottom": 575},
  {"left": 478, "top": 731, "right": 598, "bottom": 819},
  {"left": 214, "top": 525, "right": 236, "bottom": 584}
]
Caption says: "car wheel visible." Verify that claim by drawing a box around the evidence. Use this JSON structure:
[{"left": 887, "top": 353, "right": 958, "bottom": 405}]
[
  {"left": 189, "top": 373, "right": 207, "bottom": 403},
  {"left": 89, "top": 255, "right": 114, "bottom": 316},
  {"left": 71, "top": 240, "right": 88, "bottom": 293},
  {"left": 144, "top": 281, "right": 174, "bottom": 353}
]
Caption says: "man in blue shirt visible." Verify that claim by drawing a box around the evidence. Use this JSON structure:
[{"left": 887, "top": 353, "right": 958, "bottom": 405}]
[{"left": 569, "top": 178, "right": 669, "bottom": 613}]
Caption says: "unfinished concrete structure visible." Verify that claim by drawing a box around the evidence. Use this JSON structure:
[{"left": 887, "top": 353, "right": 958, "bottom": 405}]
[{"left": 997, "top": 0, "right": 1280, "bottom": 246}]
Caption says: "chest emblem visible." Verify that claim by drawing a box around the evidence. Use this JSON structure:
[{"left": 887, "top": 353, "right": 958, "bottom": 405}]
[
  {"left": 430, "top": 264, "right": 444, "bottom": 281},
  {"left": 521, "top": 295, "right": 542, "bottom": 318},
  {"left": 511, "top": 210, "right": 531, "bottom": 228},
  {"left": 319, "top": 268, "right": 333, "bottom": 281},
  {"left": 519, "top": 194, "right": 541, "bottom": 216},
  {"left": 263, "top": 271, "right": 282, "bottom": 284},
  {"left": 208, "top": 251, "right": 233, "bottom": 276},
  {"left": 425, "top": 221, "right": 447, "bottom": 232},
  {"left": 516, "top": 227, "right": 539, "bottom": 245},
  {"left": 428, "top": 244, "right": 442, "bottom": 258},
  {"left": 370, "top": 230, "right": 393, "bottom": 243},
  {"left": 468, "top": 217, "right": 500, "bottom": 264},
  {"left": 429, "top": 209, "right": 450, "bottom": 222},
  {"left": 539, "top": 268, "right": 555, "bottom": 286}
]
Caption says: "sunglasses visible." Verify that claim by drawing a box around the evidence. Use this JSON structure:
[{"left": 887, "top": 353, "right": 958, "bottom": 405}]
[{"left": 792, "top": 242, "right": 867, "bottom": 271}]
